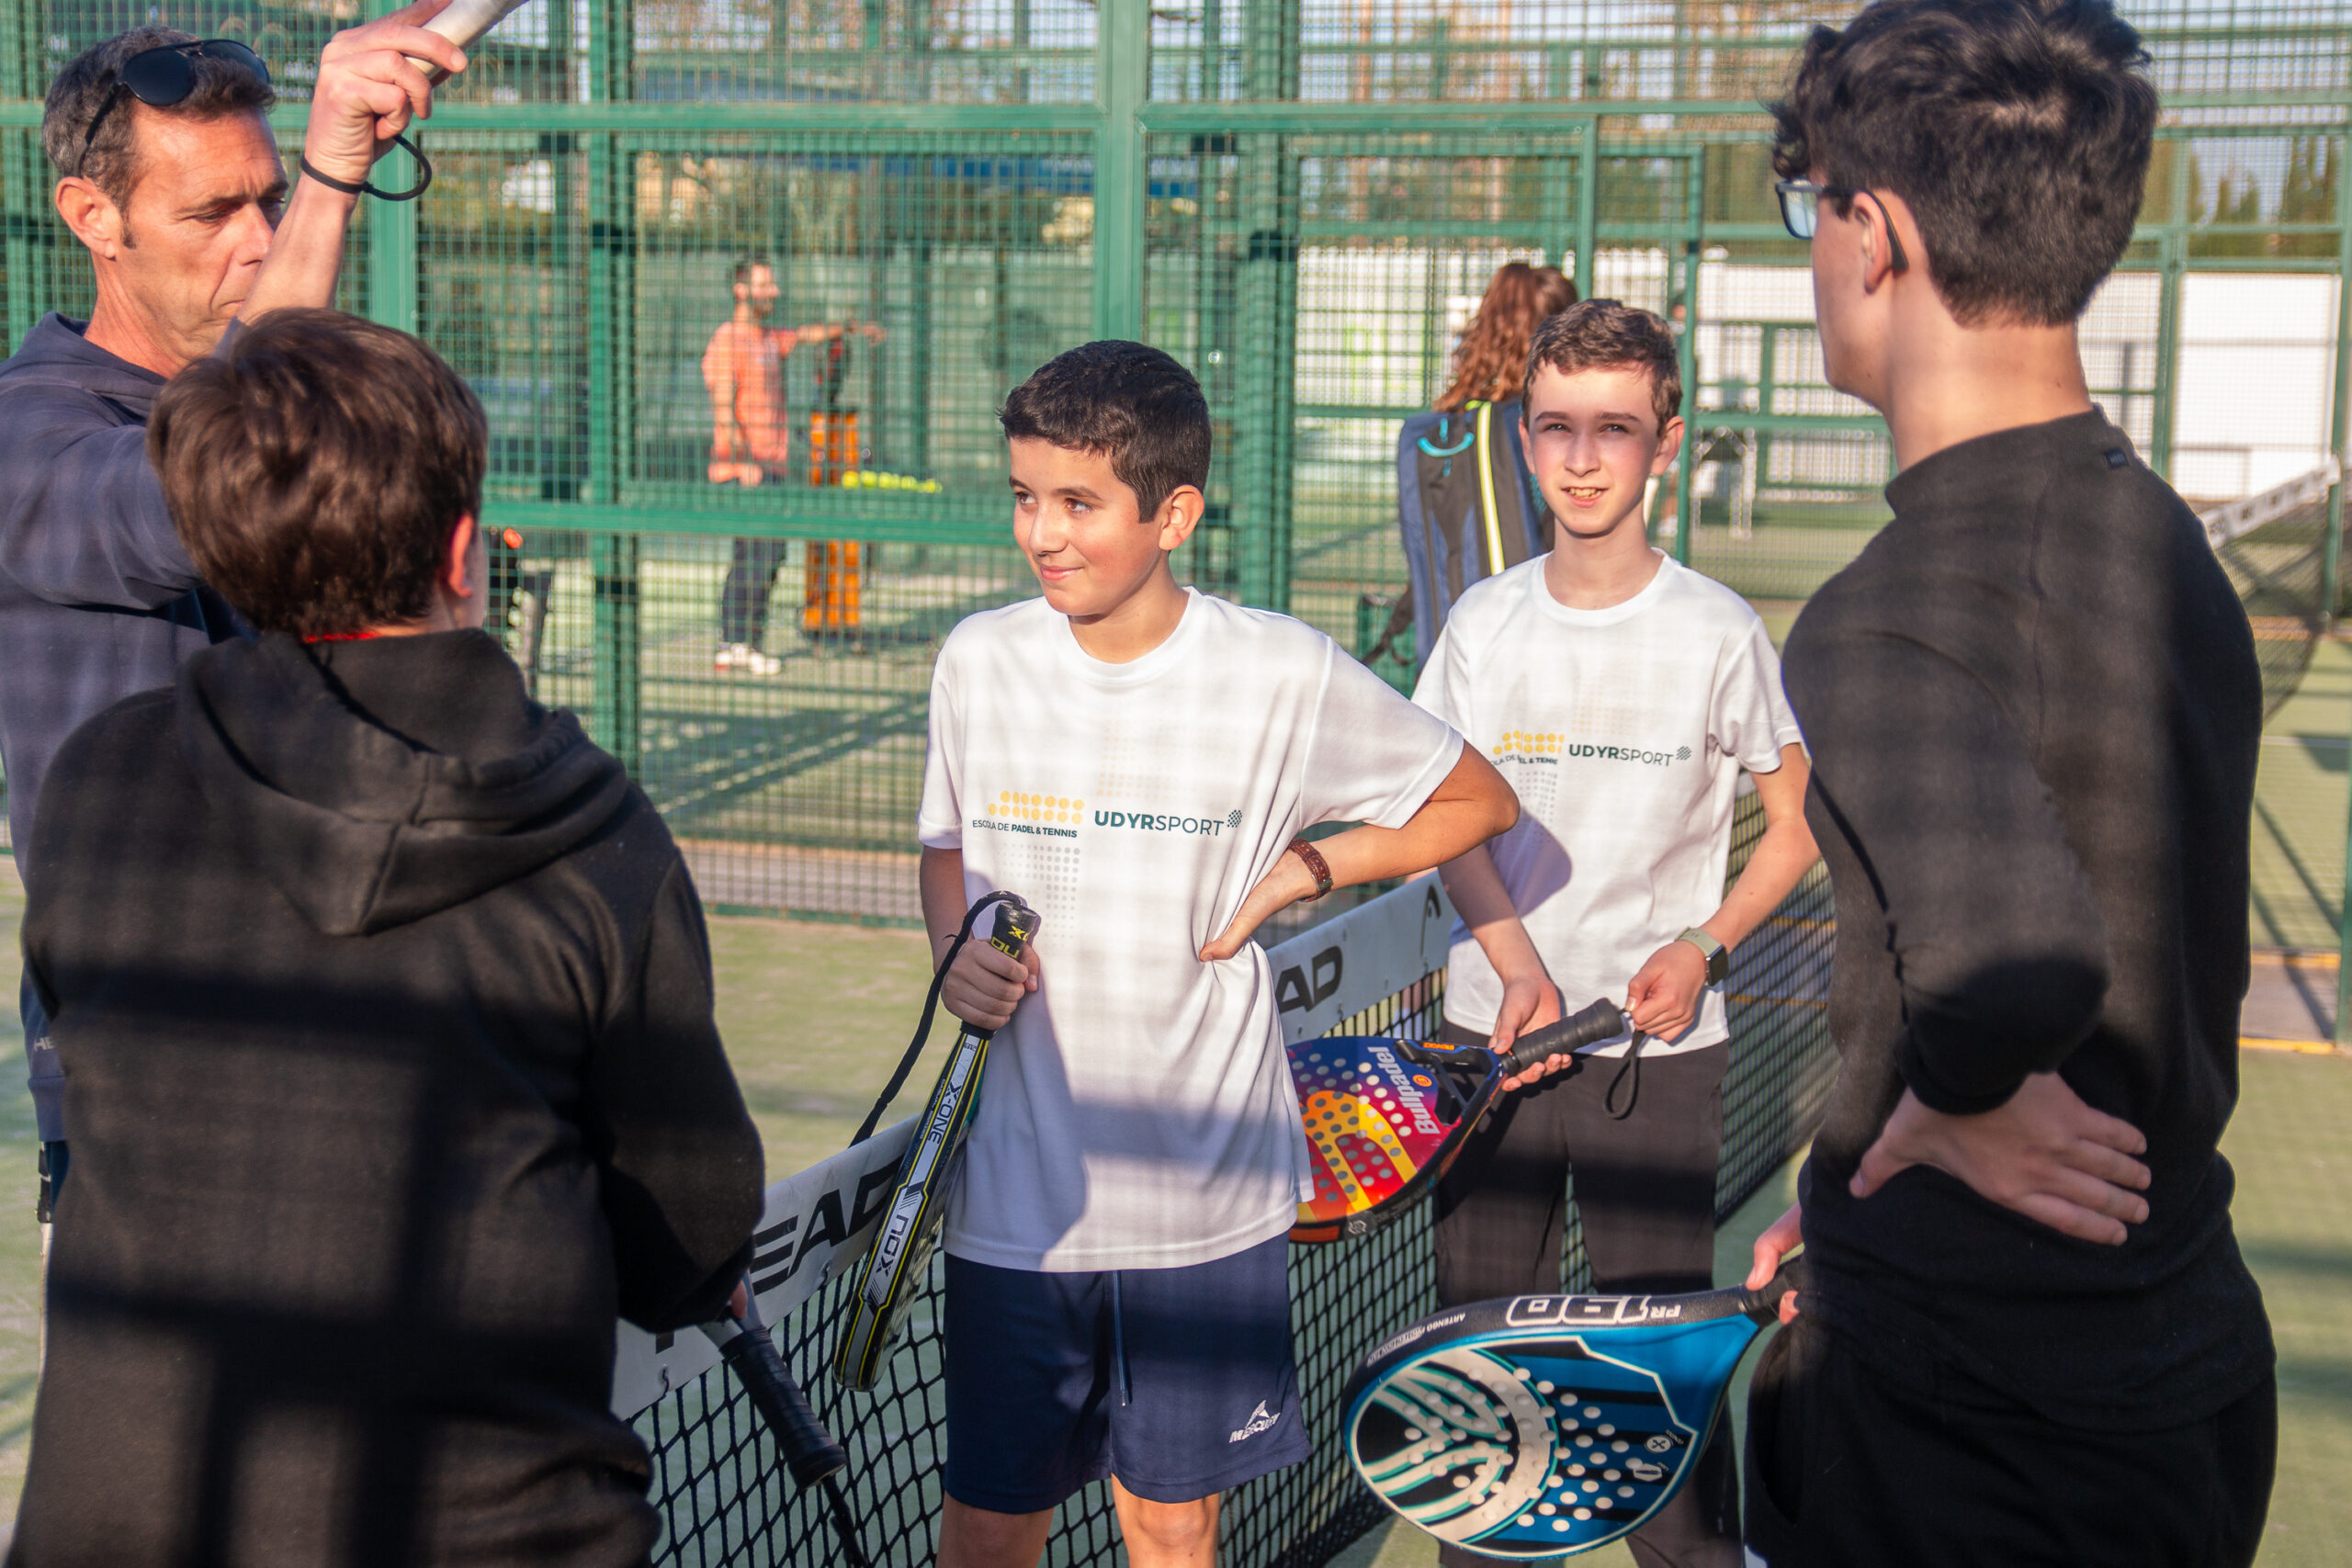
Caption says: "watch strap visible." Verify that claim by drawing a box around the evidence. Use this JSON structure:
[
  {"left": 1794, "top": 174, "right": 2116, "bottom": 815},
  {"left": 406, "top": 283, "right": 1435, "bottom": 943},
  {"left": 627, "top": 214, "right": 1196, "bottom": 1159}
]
[{"left": 1677, "top": 927, "right": 1729, "bottom": 986}]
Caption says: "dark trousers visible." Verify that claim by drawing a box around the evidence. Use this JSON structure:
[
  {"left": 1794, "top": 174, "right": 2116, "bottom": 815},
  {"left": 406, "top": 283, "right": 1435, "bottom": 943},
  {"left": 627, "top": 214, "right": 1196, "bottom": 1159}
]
[
  {"left": 1745, "top": 1312, "right": 2276, "bottom": 1567},
  {"left": 1431, "top": 1027, "right": 1736, "bottom": 1568},
  {"left": 719, "top": 537, "right": 791, "bottom": 647}
]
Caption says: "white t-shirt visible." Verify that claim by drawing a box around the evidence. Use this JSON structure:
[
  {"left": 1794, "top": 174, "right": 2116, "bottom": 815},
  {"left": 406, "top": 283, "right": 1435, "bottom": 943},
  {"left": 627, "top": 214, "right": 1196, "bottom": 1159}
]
[
  {"left": 1413, "top": 554, "right": 1803, "bottom": 1057},
  {"left": 918, "top": 589, "right": 1464, "bottom": 1270}
]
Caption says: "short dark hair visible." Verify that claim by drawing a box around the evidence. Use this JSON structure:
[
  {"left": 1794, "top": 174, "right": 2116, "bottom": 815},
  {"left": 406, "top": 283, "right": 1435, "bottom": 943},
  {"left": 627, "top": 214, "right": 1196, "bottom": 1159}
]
[
  {"left": 998, "top": 341, "right": 1211, "bottom": 520},
  {"left": 150, "top": 310, "right": 488, "bottom": 639},
  {"left": 1770, "top": 0, "right": 2156, "bottom": 327},
  {"left": 1522, "top": 300, "right": 1683, "bottom": 428},
  {"left": 732, "top": 254, "right": 773, "bottom": 286},
  {"left": 44, "top": 28, "right": 277, "bottom": 208}
]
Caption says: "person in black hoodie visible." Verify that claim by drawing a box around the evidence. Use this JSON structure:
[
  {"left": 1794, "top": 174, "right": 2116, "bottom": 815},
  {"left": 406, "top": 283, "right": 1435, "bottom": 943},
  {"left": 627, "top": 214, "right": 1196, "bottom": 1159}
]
[{"left": 13, "top": 309, "right": 763, "bottom": 1568}]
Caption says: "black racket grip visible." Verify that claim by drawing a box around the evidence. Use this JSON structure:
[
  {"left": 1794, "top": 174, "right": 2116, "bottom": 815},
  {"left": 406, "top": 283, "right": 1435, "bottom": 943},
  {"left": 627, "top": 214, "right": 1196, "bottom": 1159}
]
[
  {"left": 1738, "top": 1256, "right": 1806, "bottom": 1324},
  {"left": 705, "top": 1314, "right": 847, "bottom": 1490},
  {"left": 1500, "top": 998, "right": 1628, "bottom": 1077},
  {"left": 959, "top": 897, "right": 1041, "bottom": 1043},
  {"left": 988, "top": 895, "right": 1040, "bottom": 963}
]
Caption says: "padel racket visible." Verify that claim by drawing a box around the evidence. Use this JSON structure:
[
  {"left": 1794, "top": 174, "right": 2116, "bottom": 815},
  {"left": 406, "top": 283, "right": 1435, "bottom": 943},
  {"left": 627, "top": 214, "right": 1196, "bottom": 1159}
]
[
  {"left": 832, "top": 892, "right": 1039, "bottom": 1392},
  {"left": 700, "top": 1289, "right": 869, "bottom": 1566},
  {"left": 1291, "top": 998, "right": 1628, "bottom": 1243},
  {"left": 1343, "top": 1266, "right": 1798, "bottom": 1559},
  {"left": 411, "top": 0, "right": 532, "bottom": 77}
]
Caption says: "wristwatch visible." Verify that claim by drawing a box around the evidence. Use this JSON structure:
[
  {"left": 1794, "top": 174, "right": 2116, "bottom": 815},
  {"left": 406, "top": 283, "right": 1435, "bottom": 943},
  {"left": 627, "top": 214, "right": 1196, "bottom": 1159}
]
[{"left": 1677, "top": 927, "right": 1730, "bottom": 986}]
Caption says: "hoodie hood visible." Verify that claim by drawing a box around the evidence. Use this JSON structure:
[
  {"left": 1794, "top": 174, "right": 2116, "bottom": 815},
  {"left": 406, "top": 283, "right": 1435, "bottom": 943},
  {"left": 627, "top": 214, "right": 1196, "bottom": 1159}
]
[
  {"left": 0, "top": 313, "right": 167, "bottom": 415},
  {"left": 175, "top": 629, "right": 633, "bottom": 936}
]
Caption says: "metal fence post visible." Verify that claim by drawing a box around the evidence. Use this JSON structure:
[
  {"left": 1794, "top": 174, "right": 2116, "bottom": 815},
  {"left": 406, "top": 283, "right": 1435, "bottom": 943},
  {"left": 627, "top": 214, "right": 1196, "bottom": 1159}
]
[
  {"left": 1574, "top": 117, "right": 1599, "bottom": 301},
  {"left": 360, "top": 0, "right": 420, "bottom": 334},
  {"left": 1093, "top": 0, "right": 1148, "bottom": 343},
  {"left": 1232, "top": 0, "right": 1299, "bottom": 613},
  {"left": 2331, "top": 131, "right": 2352, "bottom": 1046},
  {"left": 592, "top": 533, "right": 642, "bottom": 775}
]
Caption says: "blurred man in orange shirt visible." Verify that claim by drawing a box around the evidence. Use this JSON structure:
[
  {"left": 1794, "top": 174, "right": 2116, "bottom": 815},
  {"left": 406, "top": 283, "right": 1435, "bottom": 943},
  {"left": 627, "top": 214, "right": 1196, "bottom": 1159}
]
[{"left": 702, "top": 254, "right": 880, "bottom": 673}]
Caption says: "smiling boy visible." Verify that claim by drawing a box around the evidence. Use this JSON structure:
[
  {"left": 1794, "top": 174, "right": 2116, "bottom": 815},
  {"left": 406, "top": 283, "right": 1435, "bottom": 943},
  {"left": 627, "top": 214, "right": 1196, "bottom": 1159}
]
[
  {"left": 915, "top": 341, "right": 1518, "bottom": 1568},
  {"left": 1412, "top": 300, "right": 1816, "bottom": 1568}
]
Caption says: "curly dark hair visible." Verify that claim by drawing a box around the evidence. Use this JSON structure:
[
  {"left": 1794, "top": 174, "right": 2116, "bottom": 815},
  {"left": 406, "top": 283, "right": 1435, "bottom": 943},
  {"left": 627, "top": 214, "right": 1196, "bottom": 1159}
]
[
  {"left": 998, "top": 341, "right": 1211, "bottom": 520},
  {"left": 1770, "top": 0, "right": 2156, "bottom": 327},
  {"left": 151, "top": 310, "right": 488, "bottom": 639},
  {"left": 43, "top": 28, "right": 277, "bottom": 209}
]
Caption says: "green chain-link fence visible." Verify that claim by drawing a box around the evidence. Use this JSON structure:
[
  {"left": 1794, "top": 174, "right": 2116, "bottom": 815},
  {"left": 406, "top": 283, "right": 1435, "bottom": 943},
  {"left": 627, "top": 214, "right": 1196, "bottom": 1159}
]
[{"left": 1, "top": 0, "right": 2347, "bottom": 970}]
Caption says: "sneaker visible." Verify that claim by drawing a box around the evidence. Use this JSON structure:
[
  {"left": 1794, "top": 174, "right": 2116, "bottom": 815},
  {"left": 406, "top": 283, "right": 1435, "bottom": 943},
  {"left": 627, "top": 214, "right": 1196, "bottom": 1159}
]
[{"left": 716, "top": 642, "right": 783, "bottom": 675}]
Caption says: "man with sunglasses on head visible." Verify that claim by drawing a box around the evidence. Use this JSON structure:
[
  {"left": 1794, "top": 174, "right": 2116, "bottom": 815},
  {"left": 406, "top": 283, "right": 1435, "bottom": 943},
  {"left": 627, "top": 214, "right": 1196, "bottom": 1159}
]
[
  {"left": 0, "top": 6, "right": 466, "bottom": 1212},
  {"left": 1739, "top": 2, "right": 2275, "bottom": 1564}
]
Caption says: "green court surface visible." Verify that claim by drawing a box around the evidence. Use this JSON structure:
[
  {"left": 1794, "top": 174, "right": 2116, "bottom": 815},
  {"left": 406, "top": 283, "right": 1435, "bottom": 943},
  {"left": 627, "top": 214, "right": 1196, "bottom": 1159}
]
[{"left": 0, "top": 874, "right": 2345, "bottom": 1561}]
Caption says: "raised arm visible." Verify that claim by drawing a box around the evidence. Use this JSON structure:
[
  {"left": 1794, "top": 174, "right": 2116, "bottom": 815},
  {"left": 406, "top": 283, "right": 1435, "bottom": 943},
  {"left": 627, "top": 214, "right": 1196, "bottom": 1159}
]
[{"left": 238, "top": 1, "right": 468, "bottom": 322}]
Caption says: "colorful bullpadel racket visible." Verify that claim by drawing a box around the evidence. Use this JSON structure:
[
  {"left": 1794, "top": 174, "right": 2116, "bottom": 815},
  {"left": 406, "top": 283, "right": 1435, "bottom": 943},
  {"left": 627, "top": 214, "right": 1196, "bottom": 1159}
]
[
  {"left": 1290, "top": 998, "right": 1628, "bottom": 1243},
  {"left": 1342, "top": 1267, "right": 1799, "bottom": 1558},
  {"left": 833, "top": 892, "right": 1038, "bottom": 1393}
]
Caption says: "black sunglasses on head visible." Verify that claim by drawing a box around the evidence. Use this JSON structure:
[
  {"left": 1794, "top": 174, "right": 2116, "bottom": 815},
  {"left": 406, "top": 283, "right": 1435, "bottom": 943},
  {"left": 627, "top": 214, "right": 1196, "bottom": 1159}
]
[{"left": 75, "top": 40, "right": 271, "bottom": 179}]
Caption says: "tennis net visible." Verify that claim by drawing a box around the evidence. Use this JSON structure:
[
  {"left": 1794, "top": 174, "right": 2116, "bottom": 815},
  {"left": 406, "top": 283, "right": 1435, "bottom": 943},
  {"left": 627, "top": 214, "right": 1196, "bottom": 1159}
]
[{"left": 633, "top": 819, "right": 1838, "bottom": 1567}]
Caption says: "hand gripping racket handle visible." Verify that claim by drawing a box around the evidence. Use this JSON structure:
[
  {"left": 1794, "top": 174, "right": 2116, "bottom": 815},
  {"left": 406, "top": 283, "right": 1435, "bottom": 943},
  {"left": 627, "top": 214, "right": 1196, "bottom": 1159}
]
[
  {"left": 963, "top": 895, "right": 1041, "bottom": 1043},
  {"left": 1499, "top": 998, "right": 1629, "bottom": 1077},
  {"left": 701, "top": 1301, "right": 845, "bottom": 1490}
]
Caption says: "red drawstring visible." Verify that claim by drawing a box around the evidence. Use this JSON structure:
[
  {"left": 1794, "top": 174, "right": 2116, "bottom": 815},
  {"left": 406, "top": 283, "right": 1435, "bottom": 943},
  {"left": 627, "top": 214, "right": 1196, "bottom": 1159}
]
[{"left": 302, "top": 629, "right": 384, "bottom": 643}]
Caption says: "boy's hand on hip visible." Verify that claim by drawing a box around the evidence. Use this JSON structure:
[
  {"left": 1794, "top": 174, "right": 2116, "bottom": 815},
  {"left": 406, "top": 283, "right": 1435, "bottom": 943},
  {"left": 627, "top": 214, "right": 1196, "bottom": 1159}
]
[
  {"left": 1625, "top": 941, "right": 1705, "bottom": 1039},
  {"left": 1746, "top": 1202, "right": 1804, "bottom": 1325},
  {"left": 1492, "top": 976, "right": 1566, "bottom": 1090},
  {"left": 1851, "top": 1073, "right": 2151, "bottom": 1245},
  {"left": 940, "top": 937, "right": 1037, "bottom": 1031},
  {"left": 1200, "top": 852, "right": 1320, "bottom": 962}
]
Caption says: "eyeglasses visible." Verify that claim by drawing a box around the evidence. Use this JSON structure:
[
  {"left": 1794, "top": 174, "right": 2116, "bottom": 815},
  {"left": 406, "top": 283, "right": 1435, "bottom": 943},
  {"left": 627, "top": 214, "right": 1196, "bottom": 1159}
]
[
  {"left": 75, "top": 40, "right": 271, "bottom": 179},
  {"left": 1773, "top": 179, "right": 1911, "bottom": 274}
]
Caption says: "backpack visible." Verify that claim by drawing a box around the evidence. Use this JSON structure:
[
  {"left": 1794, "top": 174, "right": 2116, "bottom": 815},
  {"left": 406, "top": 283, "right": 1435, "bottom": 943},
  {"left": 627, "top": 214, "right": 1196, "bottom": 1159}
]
[{"left": 1385, "top": 400, "right": 1551, "bottom": 673}]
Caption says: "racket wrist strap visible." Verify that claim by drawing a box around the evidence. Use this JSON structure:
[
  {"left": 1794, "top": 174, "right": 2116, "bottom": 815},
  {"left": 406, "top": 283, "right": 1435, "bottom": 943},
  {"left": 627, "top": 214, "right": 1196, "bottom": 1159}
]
[
  {"left": 850, "top": 890, "right": 1012, "bottom": 1146},
  {"left": 300, "top": 133, "right": 432, "bottom": 200}
]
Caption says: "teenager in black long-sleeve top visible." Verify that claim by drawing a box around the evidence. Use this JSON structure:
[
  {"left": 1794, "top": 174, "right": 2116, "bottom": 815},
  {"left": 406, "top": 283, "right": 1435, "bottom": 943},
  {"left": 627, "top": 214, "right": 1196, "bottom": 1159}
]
[
  {"left": 13, "top": 310, "right": 763, "bottom": 1568},
  {"left": 1741, "top": 3, "right": 2274, "bottom": 1563}
]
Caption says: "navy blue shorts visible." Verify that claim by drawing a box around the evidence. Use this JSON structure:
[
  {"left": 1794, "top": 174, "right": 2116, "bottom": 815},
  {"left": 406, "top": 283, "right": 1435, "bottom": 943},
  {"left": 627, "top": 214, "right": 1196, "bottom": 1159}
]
[{"left": 943, "top": 1233, "right": 1311, "bottom": 1512}]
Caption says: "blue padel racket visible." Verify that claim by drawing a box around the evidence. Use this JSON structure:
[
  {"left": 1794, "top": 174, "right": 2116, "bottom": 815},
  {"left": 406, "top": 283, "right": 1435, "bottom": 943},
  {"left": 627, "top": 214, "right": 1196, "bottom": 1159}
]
[
  {"left": 1291, "top": 998, "right": 1629, "bottom": 1244},
  {"left": 832, "top": 892, "right": 1038, "bottom": 1393},
  {"left": 1342, "top": 1266, "right": 1798, "bottom": 1558}
]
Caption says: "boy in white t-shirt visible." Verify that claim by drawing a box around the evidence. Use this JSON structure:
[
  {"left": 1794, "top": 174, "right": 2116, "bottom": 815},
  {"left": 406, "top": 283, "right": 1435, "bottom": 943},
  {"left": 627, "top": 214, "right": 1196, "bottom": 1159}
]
[
  {"left": 1413, "top": 300, "right": 1818, "bottom": 1568},
  {"left": 918, "top": 341, "right": 1518, "bottom": 1568}
]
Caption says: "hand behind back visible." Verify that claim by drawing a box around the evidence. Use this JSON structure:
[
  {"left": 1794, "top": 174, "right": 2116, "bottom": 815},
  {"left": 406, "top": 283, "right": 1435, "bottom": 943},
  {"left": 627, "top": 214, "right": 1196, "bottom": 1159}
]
[{"left": 1852, "top": 1072, "right": 2151, "bottom": 1245}]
